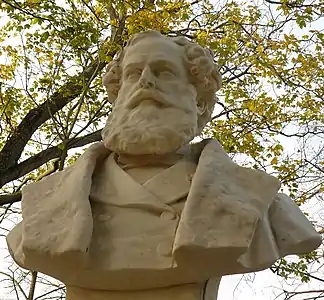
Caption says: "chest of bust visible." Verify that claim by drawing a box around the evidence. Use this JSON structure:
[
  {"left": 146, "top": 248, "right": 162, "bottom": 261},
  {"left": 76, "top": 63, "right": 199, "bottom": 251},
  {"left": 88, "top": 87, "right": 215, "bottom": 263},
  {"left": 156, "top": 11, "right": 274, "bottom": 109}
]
[
  {"left": 66, "top": 282, "right": 204, "bottom": 300},
  {"left": 80, "top": 153, "right": 198, "bottom": 289}
]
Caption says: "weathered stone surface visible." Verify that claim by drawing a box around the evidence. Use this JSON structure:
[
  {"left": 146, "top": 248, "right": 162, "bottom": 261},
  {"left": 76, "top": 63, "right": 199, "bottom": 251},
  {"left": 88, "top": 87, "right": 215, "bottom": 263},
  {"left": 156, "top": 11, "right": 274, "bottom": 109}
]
[{"left": 7, "top": 30, "right": 321, "bottom": 300}]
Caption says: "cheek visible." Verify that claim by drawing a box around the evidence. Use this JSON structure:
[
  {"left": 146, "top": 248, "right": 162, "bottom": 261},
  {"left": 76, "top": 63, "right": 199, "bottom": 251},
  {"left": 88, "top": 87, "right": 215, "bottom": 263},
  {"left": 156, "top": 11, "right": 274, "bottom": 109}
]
[
  {"left": 114, "top": 83, "right": 133, "bottom": 105},
  {"left": 158, "top": 81, "right": 197, "bottom": 111},
  {"left": 184, "top": 84, "right": 197, "bottom": 99},
  {"left": 178, "top": 85, "right": 198, "bottom": 109},
  {"left": 159, "top": 81, "right": 196, "bottom": 97}
]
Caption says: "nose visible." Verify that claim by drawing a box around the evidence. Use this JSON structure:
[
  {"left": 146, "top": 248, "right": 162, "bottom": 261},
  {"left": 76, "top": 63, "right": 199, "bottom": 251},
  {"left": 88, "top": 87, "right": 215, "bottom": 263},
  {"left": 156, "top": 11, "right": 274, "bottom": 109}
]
[{"left": 139, "top": 67, "right": 155, "bottom": 88}]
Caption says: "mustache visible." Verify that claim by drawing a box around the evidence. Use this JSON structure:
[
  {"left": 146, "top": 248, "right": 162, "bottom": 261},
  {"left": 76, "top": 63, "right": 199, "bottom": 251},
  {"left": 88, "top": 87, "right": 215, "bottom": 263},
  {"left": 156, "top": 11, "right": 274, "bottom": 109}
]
[{"left": 126, "top": 89, "right": 177, "bottom": 109}]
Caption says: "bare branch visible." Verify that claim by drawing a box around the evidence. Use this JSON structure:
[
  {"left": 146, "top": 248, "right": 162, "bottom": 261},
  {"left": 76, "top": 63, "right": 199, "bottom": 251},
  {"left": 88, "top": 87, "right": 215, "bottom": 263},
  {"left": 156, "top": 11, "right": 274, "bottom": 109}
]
[
  {"left": 0, "top": 193, "right": 22, "bottom": 206},
  {"left": 0, "top": 129, "right": 103, "bottom": 188},
  {"left": 27, "top": 271, "right": 37, "bottom": 300},
  {"left": 0, "top": 17, "right": 127, "bottom": 172},
  {"left": 0, "top": 59, "right": 105, "bottom": 171}
]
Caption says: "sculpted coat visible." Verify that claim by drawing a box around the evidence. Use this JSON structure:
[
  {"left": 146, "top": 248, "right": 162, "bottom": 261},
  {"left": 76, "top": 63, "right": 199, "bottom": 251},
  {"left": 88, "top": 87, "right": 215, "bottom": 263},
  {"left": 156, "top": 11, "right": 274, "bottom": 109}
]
[
  {"left": 7, "top": 139, "right": 321, "bottom": 291},
  {"left": 6, "top": 30, "right": 322, "bottom": 300}
]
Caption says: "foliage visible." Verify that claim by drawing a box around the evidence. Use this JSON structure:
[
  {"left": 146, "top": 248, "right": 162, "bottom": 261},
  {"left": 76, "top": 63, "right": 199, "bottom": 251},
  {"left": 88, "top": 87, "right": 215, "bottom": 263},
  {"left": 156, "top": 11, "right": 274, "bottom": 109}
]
[{"left": 0, "top": 0, "right": 323, "bottom": 299}]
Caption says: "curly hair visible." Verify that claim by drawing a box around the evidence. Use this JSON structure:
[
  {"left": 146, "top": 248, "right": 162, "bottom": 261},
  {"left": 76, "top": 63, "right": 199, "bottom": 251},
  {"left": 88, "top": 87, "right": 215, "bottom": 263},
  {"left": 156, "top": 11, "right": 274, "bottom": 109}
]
[{"left": 102, "top": 30, "right": 222, "bottom": 133}]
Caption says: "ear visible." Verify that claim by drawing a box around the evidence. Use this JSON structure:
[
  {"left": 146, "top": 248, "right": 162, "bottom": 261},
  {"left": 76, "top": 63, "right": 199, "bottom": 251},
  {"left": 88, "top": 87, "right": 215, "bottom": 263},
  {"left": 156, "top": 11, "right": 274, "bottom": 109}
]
[
  {"left": 197, "top": 99, "right": 207, "bottom": 116},
  {"left": 102, "top": 62, "right": 121, "bottom": 104},
  {"left": 107, "top": 85, "right": 120, "bottom": 104}
]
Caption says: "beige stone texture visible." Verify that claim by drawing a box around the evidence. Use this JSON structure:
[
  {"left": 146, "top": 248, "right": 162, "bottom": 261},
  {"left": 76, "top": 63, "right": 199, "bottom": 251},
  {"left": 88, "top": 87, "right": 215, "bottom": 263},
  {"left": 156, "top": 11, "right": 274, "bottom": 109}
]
[
  {"left": 6, "top": 30, "right": 322, "bottom": 300},
  {"left": 66, "top": 278, "right": 221, "bottom": 300},
  {"left": 67, "top": 283, "right": 202, "bottom": 300},
  {"left": 101, "top": 30, "right": 221, "bottom": 156},
  {"left": 7, "top": 140, "right": 321, "bottom": 292}
]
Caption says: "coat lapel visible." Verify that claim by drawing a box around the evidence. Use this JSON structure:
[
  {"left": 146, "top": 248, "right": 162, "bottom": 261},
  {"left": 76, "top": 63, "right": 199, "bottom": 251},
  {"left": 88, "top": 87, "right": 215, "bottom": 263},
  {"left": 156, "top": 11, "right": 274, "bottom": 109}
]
[
  {"left": 91, "top": 153, "right": 197, "bottom": 210},
  {"left": 143, "top": 158, "right": 197, "bottom": 205},
  {"left": 91, "top": 153, "right": 169, "bottom": 212}
]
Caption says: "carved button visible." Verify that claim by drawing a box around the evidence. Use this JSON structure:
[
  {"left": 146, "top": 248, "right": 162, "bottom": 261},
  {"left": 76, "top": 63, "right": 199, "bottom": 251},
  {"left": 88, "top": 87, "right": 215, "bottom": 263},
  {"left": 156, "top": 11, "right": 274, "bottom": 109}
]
[
  {"left": 157, "top": 242, "right": 172, "bottom": 257},
  {"left": 160, "top": 211, "right": 176, "bottom": 220},
  {"left": 187, "top": 173, "right": 193, "bottom": 183},
  {"left": 96, "top": 214, "right": 111, "bottom": 222}
]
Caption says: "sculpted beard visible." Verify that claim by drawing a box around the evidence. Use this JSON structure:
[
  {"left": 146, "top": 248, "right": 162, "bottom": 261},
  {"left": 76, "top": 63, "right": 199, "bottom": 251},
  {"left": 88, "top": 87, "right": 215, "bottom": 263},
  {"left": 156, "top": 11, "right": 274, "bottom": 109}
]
[{"left": 102, "top": 103, "right": 198, "bottom": 155}]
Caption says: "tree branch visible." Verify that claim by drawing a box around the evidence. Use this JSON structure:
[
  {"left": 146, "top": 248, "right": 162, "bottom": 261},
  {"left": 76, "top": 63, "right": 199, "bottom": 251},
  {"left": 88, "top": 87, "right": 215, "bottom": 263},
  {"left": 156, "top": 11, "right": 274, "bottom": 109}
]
[
  {"left": 1, "top": 0, "right": 54, "bottom": 22},
  {"left": 0, "top": 128, "right": 103, "bottom": 205},
  {"left": 264, "top": 0, "right": 318, "bottom": 8},
  {"left": 0, "top": 193, "right": 22, "bottom": 206},
  {"left": 0, "top": 60, "right": 106, "bottom": 172},
  {"left": 0, "top": 129, "right": 103, "bottom": 188},
  {"left": 0, "top": 14, "right": 127, "bottom": 173},
  {"left": 27, "top": 271, "right": 37, "bottom": 300}
]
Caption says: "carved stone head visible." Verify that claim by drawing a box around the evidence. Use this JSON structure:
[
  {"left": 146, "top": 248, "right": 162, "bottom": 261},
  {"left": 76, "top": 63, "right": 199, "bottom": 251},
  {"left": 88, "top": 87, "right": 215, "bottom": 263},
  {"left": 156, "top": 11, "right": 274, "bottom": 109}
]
[{"left": 102, "top": 30, "right": 222, "bottom": 155}]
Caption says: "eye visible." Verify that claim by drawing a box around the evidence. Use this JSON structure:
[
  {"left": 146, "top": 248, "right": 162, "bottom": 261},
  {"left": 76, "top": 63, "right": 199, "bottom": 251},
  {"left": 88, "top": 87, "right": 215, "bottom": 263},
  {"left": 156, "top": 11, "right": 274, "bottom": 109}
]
[
  {"left": 156, "top": 68, "right": 176, "bottom": 79},
  {"left": 125, "top": 68, "right": 142, "bottom": 80}
]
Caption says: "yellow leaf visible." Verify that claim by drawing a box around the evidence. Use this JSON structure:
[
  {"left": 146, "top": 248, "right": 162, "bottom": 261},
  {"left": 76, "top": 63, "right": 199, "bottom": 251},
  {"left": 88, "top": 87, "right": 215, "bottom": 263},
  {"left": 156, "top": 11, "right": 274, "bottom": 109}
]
[{"left": 271, "top": 157, "right": 278, "bottom": 165}]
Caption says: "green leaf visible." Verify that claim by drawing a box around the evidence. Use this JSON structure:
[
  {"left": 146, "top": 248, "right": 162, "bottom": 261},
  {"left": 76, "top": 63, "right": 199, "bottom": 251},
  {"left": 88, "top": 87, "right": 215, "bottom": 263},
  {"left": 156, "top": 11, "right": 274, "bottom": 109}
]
[{"left": 40, "top": 31, "right": 49, "bottom": 43}]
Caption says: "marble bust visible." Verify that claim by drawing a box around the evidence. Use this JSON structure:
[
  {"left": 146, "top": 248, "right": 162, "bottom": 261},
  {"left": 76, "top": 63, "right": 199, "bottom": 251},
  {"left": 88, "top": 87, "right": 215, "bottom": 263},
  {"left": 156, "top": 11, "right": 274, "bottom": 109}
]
[{"left": 6, "top": 30, "right": 321, "bottom": 300}]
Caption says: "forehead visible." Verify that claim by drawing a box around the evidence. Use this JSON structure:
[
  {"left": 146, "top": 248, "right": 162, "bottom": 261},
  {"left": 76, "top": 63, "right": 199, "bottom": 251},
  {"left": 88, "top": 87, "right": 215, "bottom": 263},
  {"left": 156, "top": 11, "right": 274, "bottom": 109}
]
[{"left": 122, "top": 38, "right": 185, "bottom": 68}]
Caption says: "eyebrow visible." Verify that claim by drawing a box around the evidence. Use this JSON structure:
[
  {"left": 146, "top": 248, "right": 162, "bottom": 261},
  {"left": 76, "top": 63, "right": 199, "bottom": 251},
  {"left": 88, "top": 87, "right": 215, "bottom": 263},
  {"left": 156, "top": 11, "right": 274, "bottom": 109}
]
[
  {"left": 123, "top": 59, "right": 180, "bottom": 74},
  {"left": 150, "top": 59, "right": 180, "bottom": 73},
  {"left": 123, "top": 62, "right": 144, "bottom": 72}
]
